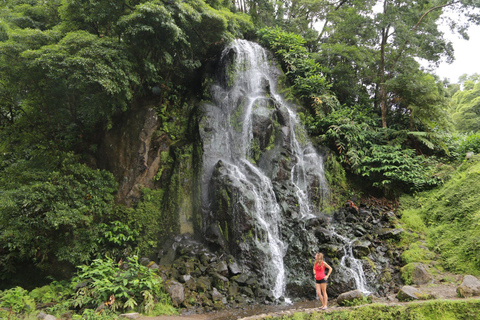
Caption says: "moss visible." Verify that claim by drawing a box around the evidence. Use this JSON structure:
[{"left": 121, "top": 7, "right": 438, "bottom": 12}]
[
  {"left": 279, "top": 299, "right": 480, "bottom": 320},
  {"left": 399, "top": 158, "right": 480, "bottom": 275},
  {"left": 401, "top": 242, "right": 435, "bottom": 264},
  {"left": 323, "top": 153, "right": 349, "bottom": 212},
  {"left": 362, "top": 257, "right": 376, "bottom": 273},
  {"left": 248, "top": 138, "right": 261, "bottom": 164},
  {"left": 380, "top": 268, "right": 392, "bottom": 283},
  {"left": 400, "top": 263, "right": 416, "bottom": 285}
]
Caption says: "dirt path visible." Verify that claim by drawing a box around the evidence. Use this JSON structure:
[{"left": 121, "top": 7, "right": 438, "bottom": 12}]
[{"left": 138, "top": 281, "right": 462, "bottom": 320}]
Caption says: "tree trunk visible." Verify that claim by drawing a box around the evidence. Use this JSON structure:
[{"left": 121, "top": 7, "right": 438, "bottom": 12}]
[{"left": 379, "top": 25, "right": 389, "bottom": 128}]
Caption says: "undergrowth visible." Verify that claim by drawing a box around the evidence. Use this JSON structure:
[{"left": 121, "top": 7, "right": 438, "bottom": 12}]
[
  {"left": 399, "top": 156, "right": 480, "bottom": 276},
  {"left": 278, "top": 299, "right": 480, "bottom": 320}
]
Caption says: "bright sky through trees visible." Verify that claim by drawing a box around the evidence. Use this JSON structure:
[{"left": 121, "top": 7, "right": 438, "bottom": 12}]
[{"left": 435, "top": 23, "right": 480, "bottom": 83}]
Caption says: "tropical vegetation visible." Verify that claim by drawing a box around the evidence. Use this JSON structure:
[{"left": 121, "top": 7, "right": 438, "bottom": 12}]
[{"left": 1, "top": 0, "right": 480, "bottom": 318}]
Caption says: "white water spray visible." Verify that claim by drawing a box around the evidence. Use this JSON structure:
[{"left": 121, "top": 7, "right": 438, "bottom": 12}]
[{"left": 331, "top": 228, "right": 371, "bottom": 294}]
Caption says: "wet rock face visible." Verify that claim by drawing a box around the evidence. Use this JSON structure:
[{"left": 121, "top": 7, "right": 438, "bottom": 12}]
[
  {"left": 324, "top": 205, "right": 404, "bottom": 298},
  {"left": 97, "top": 104, "right": 168, "bottom": 205},
  {"left": 153, "top": 234, "right": 274, "bottom": 313}
]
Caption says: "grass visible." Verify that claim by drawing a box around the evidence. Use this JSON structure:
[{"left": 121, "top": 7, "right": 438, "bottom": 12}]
[
  {"left": 273, "top": 298, "right": 480, "bottom": 320},
  {"left": 398, "top": 157, "right": 480, "bottom": 276}
]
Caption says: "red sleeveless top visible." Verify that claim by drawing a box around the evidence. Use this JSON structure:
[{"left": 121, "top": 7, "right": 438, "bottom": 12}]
[{"left": 314, "top": 261, "right": 325, "bottom": 280}]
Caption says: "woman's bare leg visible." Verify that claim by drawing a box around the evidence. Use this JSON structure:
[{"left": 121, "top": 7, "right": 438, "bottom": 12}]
[
  {"left": 316, "top": 283, "right": 324, "bottom": 307},
  {"left": 320, "top": 283, "right": 328, "bottom": 308}
]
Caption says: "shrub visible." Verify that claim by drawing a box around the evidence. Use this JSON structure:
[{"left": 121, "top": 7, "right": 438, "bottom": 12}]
[
  {"left": 0, "top": 287, "right": 35, "bottom": 316},
  {"left": 458, "top": 132, "right": 480, "bottom": 158},
  {"left": 358, "top": 145, "right": 442, "bottom": 196},
  {"left": 0, "top": 151, "right": 118, "bottom": 282},
  {"left": 401, "top": 242, "right": 435, "bottom": 264},
  {"left": 71, "top": 255, "right": 173, "bottom": 314}
]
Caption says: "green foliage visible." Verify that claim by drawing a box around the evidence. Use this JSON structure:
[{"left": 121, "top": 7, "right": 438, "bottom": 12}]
[
  {"left": 29, "top": 281, "right": 73, "bottom": 304},
  {"left": 0, "top": 150, "right": 117, "bottom": 279},
  {"left": 358, "top": 145, "right": 442, "bottom": 195},
  {"left": 400, "top": 157, "right": 480, "bottom": 275},
  {"left": 450, "top": 75, "right": 480, "bottom": 133},
  {"left": 341, "top": 296, "right": 372, "bottom": 307},
  {"left": 72, "top": 255, "right": 171, "bottom": 314},
  {"left": 72, "top": 308, "right": 118, "bottom": 320},
  {"left": 323, "top": 153, "right": 350, "bottom": 210},
  {"left": 127, "top": 187, "right": 178, "bottom": 256},
  {"left": 97, "top": 221, "right": 139, "bottom": 261},
  {"left": 0, "top": 287, "right": 35, "bottom": 316},
  {"left": 458, "top": 132, "right": 480, "bottom": 157},
  {"left": 401, "top": 243, "right": 435, "bottom": 264},
  {"left": 400, "top": 207, "right": 427, "bottom": 233},
  {"left": 257, "top": 27, "right": 331, "bottom": 104}
]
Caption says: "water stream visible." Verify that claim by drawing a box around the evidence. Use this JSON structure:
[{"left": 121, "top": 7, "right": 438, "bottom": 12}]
[{"left": 331, "top": 228, "right": 371, "bottom": 294}]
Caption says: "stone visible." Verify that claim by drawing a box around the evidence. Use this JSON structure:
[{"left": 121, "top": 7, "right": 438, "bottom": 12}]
[
  {"left": 457, "top": 275, "right": 480, "bottom": 298},
  {"left": 228, "top": 282, "right": 239, "bottom": 299},
  {"left": 179, "top": 274, "right": 191, "bottom": 283},
  {"left": 148, "top": 262, "right": 160, "bottom": 270},
  {"left": 139, "top": 257, "right": 150, "bottom": 266},
  {"left": 228, "top": 261, "right": 242, "bottom": 275},
  {"left": 336, "top": 290, "right": 365, "bottom": 306},
  {"left": 212, "top": 272, "right": 229, "bottom": 291},
  {"left": 352, "top": 240, "right": 371, "bottom": 257},
  {"left": 159, "top": 247, "right": 176, "bottom": 266},
  {"left": 211, "top": 287, "right": 224, "bottom": 301},
  {"left": 37, "top": 313, "right": 57, "bottom": 320},
  {"left": 215, "top": 260, "right": 229, "bottom": 276},
  {"left": 118, "top": 313, "right": 141, "bottom": 319},
  {"left": 412, "top": 263, "right": 432, "bottom": 285},
  {"left": 165, "top": 280, "right": 185, "bottom": 307},
  {"left": 233, "top": 273, "right": 249, "bottom": 285},
  {"left": 378, "top": 228, "right": 403, "bottom": 240},
  {"left": 197, "top": 276, "right": 212, "bottom": 292},
  {"left": 396, "top": 285, "right": 422, "bottom": 301}
]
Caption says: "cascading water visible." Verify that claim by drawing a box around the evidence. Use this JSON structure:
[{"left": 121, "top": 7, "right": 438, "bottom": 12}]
[
  {"left": 331, "top": 228, "right": 371, "bottom": 294},
  {"left": 200, "top": 39, "right": 328, "bottom": 299}
]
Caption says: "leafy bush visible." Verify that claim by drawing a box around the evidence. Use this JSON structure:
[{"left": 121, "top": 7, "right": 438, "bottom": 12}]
[
  {"left": 257, "top": 27, "right": 331, "bottom": 103},
  {"left": 29, "top": 281, "right": 73, "bottom": 304},
  {"left": 0, "top": 150, "right": 117, "bottom": 281},
  {"left": 97, "top": 221, "right": 139, "bottom": 261},
  {"left": 401, "top": 242, "right": 435, "bottom": 264},
  {"left": 458, "top": 132, "right": 480, "bottom": 158},
  {"left": 0, "top": 287, "right": 35, "bottom": 316},
  {"left": 71, "top": 255, "right": 173, "bottom": 314},
  {"left": 358, "top": 145, "right": 442, "bottom": 196}
]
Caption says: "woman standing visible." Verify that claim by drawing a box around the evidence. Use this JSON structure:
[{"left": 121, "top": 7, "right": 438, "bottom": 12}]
[{"left": 313, "top": 252, "right": 332, "bottom": 310}]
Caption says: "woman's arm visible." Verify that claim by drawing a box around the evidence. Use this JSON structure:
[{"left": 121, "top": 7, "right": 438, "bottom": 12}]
[{"left": 324, "top": 262, "right": 332, "bottom": 278}]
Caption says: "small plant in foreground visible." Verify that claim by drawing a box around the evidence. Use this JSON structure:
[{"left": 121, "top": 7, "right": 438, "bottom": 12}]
[
  {"left": 71, "top": 255, "right": 173, "bottom": 314},
  {"left": 0, "top": 287, "right": 35, "bottom": 317}
]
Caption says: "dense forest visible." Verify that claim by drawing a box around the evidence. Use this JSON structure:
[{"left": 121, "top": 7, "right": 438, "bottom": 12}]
[{"left": 1, "top": 0, "right": 480, "bottom": 318}]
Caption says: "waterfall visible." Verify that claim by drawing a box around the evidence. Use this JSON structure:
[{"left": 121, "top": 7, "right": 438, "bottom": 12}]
[
  {"left": 201, "top": 39, "right": 328, "bottom": 299},
  {"left": 331, "top": 228, "right": 371, "bottom": 294}
]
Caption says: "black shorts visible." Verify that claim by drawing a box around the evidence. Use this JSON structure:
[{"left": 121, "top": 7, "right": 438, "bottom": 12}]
[{"left": 316, "top": 278, "right": 327, "bottom": 284}]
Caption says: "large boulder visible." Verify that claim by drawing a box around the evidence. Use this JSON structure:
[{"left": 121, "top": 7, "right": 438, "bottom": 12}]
[
  {"left": 336, "top": 290, "right": 365, "bottom": 306},
  {"left": 396, "top": 285, "right": 422, "bottom": 301},
  {"left": 165, "top": 280, "right": 185, "bottom": 307},
  {"left": 457, "top": 275, "right": 480, "bottom": 298},
  {"left": 412, "top": 263, "right": 432, "bottom": 285}
]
